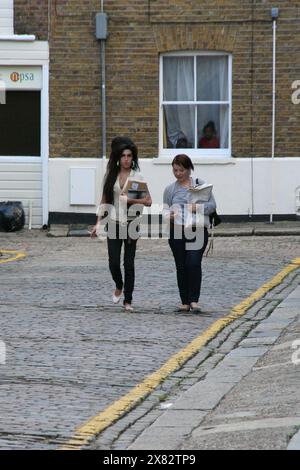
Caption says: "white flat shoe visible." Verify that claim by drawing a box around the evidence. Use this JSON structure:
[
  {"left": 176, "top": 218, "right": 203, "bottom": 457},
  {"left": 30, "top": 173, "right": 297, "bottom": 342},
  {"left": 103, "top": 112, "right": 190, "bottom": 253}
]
[
  {"left": 112, "top": 290, "right": 122, "bottom": 304},
  {"left": 124, "top": 304, "right": 134, "bottom": 311},
  {"left": 190, "top": 303, "right": 202, "bottom": 312}
]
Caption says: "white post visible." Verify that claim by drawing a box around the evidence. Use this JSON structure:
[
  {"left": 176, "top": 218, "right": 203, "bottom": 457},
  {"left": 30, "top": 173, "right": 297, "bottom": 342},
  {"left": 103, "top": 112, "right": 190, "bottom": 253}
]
[
  {"left": 28, "top": 200, "right": 33, "bottom": 230},
  {"left": 0, "top": 340, "right": 6, "bottom": 365}
]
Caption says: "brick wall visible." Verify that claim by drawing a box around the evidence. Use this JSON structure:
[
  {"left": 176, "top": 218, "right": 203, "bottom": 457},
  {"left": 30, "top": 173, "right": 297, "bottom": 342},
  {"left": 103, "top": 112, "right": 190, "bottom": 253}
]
[
  {"left": 14, "top": 0, "right": 48, "bottom": 39},
  {"left": 49, "top": 1, "right": 101, "bottom": 158},
  {"left": 13, "top": 0, "right": 300, "bottom": 158}
]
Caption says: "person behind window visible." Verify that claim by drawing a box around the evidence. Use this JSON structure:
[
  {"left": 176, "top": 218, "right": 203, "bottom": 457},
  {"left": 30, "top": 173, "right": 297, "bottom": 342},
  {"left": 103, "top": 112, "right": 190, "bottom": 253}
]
[
  {"left": 176, "top": 136, "right": 189, "bottom": 149},
  {"left": 163, "top": 154, "right": 216, "bottom": 312},
  {"left": 90, "top": 138, "right": 152, "bottom": 311},
  {"left": 198, "top": 121, "right": 220, "bottom": 149}
]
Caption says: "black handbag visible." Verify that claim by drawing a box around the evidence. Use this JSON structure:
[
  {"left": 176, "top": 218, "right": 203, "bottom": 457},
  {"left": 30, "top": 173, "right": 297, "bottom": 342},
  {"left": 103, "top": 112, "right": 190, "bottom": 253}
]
[{"left": 209, "top": 210, "right": 222, "bottom": 228}]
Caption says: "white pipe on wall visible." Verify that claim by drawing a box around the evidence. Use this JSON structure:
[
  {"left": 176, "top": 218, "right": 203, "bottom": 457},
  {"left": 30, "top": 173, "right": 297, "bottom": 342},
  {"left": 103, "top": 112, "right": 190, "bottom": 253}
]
[
  {"left": 270, "top": 18, "right": 277, "bottom": 223},
  {"left": 101, "top": 0, "right": 106, "bottom": 161},
  {"left": 101, "top": 40, "right": 106, "bottom": 161},
  {"left": 100, "top": 0, "right": 107, "bottom": 189}
]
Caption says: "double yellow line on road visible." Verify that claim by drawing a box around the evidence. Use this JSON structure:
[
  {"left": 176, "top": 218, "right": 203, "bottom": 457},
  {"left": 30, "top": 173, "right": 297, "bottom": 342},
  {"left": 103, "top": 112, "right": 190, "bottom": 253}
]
[
  {"left": 0, "top": 250, "right": 27, "bottom": 264},
  {"left": 58, "top": 257, "right": 298, "bottom": 449}
]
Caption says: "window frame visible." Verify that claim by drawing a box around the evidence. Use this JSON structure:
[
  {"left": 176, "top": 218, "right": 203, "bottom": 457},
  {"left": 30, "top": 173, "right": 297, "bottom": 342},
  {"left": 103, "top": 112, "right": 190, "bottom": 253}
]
[{"left": 159, "top": 51, "right": 232, "bottom": 158}]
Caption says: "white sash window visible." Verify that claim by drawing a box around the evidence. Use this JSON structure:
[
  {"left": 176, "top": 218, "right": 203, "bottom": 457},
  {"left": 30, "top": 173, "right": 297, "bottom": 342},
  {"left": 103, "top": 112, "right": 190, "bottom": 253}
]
[{"left": 160, "top": 52, "right": 232, "bottom": 158}]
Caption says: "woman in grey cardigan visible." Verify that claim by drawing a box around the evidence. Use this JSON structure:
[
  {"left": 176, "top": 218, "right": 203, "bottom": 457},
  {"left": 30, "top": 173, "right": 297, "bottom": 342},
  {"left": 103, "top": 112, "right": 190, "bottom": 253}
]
[{"left": 163, "top": 154, "right": 216, "bottom": 312}]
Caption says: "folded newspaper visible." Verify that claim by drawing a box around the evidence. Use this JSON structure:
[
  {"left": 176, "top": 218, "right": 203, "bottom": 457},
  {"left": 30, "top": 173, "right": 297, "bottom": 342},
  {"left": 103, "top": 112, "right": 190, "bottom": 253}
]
[
  {"left": 122, "top": 178, "right": 148, "bottom": 200},
  {"left": 188, "top": 182, "right": 213, "bottom": 203}
]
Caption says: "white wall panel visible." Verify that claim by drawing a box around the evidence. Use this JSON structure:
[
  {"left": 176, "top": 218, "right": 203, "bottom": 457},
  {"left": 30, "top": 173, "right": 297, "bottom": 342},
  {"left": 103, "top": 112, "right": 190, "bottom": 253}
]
[
  {"left": 0, "top": 1, "right": 13, "bottom": 35},
  {"left": 49, "top": 157, "right": 300, "bottom": 216},
  {"left": 0, "top": 161, "right": 43, "bottom": 227}
]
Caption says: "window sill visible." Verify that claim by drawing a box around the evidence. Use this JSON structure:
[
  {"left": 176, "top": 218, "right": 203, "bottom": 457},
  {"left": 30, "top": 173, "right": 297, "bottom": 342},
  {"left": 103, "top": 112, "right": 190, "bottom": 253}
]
[
  {"left": 153, "top": 156, "right": 236, "bottom": 165},
  {"left": 0, "top": 35, "right": 36, "bottom": 42},
  {"left": 0, "top": 156, "right": 41, "bottom": 163}
]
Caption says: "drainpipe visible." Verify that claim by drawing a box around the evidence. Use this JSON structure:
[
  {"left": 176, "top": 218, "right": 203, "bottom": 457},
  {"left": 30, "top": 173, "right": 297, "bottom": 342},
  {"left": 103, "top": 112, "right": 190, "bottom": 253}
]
[
  {"left": 96, "top": 1, "right": 108, "bottom": 172},
  {"left": 270, "top": 7, "right": 279, "bottom": 223}
]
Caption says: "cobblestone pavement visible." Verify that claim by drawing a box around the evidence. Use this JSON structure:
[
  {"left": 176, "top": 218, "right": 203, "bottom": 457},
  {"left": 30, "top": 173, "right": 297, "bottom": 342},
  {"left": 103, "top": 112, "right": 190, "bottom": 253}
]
[
  {"left": 121, "top": 277, "right": 300, "bottom": 451},
  {"left": 0, "top": 230, "right": 299, "bottom": 449}
]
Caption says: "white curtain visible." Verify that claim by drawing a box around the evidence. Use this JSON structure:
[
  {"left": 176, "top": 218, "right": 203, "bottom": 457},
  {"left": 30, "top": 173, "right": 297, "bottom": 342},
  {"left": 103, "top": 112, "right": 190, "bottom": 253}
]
[
  {"left": 163, "top": 57, "right": 194, "bottom": 148},
  {"left": 197, "top": 56, "right": 228, "bottom": 148},
  {"left": 163, "top": 55, "right": 229, "bottom": 149}
]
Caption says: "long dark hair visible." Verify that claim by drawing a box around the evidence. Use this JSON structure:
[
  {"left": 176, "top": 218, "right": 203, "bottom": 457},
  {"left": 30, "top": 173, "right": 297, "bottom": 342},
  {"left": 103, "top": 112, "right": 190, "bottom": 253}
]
[{"left": 102, "top": 142, "right": 139, "bottom": 205}]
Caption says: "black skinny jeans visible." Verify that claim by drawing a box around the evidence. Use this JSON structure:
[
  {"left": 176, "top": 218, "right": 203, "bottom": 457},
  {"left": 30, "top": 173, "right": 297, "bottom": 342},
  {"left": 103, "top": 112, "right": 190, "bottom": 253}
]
[
  {"left": 107, "top": 222, "right": 138, "bottom": 304},
  {"left": 168, "top": 226, "right": 208, "bottom": 305}
]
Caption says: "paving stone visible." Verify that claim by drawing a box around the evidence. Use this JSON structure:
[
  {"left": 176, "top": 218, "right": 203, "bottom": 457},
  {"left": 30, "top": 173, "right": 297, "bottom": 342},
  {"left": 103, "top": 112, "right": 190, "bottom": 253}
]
[{"left": 0, "top": 231, "right": 299, "bottom": 449}]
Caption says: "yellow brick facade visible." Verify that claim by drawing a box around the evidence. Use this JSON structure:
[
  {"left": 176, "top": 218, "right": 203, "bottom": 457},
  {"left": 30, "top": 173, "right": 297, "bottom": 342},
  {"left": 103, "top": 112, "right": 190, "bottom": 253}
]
[{"left": 14, "top": 1, "right": 300, "bottom": 158}]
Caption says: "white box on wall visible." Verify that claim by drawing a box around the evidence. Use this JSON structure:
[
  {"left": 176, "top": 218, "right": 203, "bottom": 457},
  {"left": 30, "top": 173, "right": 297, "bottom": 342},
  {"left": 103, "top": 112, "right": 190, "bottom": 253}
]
[{"left": 70, "top": 167, "right": 96, "bottom": 205}]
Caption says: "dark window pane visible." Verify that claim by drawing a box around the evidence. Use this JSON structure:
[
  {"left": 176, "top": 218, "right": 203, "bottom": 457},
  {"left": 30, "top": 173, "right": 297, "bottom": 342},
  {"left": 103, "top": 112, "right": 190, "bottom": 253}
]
[{"left": 0, "top": 91, "right": 41, "bottom": 156}]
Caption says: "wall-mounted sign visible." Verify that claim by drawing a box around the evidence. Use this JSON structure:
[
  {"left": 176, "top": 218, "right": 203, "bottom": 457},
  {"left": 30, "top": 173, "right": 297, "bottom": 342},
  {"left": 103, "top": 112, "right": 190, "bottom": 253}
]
[{"left": 0, "top": 66, "right": 42, "bottom": 90}]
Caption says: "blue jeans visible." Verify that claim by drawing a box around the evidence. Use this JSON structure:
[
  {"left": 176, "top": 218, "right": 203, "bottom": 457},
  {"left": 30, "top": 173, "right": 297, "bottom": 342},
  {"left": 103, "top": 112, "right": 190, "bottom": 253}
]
[{"left": 168, "top": 226, "right": 208, "bottom": 305}]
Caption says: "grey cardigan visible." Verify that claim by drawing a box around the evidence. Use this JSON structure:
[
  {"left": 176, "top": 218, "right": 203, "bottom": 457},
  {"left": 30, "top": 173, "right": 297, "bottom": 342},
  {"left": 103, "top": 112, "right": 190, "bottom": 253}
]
[{"left": 163, "top": 177, "right": 217, "bottom": 228}]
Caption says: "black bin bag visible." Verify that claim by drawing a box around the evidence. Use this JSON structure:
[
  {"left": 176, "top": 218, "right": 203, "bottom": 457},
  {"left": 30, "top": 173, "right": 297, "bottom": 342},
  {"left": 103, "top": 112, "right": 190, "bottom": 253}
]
[{"left": 0, "top": 201, "right": 25, "bottom": 232}]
